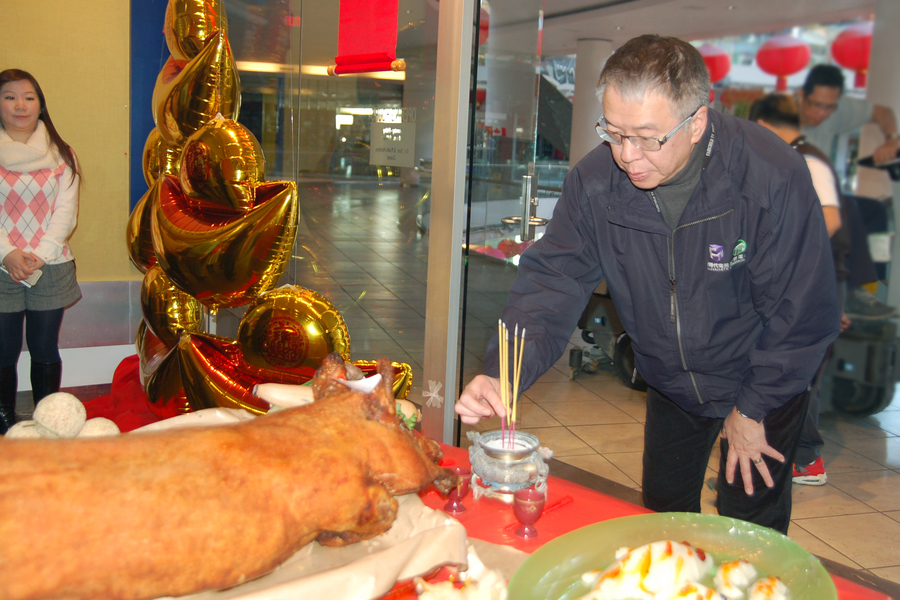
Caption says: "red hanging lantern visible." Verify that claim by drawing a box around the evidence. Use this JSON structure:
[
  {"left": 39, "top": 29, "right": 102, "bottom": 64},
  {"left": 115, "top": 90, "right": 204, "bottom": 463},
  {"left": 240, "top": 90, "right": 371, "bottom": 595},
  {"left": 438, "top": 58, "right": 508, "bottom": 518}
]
[
  {"left": 478, "top": 7, "right": 490, "bottom": 48},
  {"left": 831, "top": 21, "right": 873, "bottom": 88},
  {"left": 756, "top": 35, "right": 811, "bottom": 92},
  {"left": 698, "top": 44, "right": 731, "bottom": 102}
]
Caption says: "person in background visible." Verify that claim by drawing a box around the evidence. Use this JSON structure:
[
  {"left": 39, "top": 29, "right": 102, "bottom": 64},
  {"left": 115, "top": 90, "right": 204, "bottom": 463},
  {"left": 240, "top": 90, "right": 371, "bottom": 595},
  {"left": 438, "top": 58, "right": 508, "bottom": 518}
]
[
  {"left": 750, "top": 93, "right": 854, "bottom": 487},
  {"left": 456, "top": 35, "right": 840, "bottom": 534},
  {"left": 0, "top": 69, "right": 82, "bottom": 434},
  {"left": 799, "top": 64, "right": 899, "bottom": 321}
]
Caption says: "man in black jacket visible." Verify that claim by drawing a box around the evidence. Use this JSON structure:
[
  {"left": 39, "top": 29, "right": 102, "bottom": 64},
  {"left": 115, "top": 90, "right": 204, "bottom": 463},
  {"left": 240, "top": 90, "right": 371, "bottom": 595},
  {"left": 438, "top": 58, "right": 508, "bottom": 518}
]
[{"left": 455, "top": 35, "right": 840, "bottom": 533}]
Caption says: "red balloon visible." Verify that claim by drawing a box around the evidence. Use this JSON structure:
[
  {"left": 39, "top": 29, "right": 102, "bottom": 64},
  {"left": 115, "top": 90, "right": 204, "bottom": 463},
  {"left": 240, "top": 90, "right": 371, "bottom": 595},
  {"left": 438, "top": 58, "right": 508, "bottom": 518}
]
[
  {"left": 832, "top": 22, "right": 873, "bottom": 88},
  {"left": 698, "top": 44, "right": 731, "bottom": 84},
  {"left": 756, "top": 35, "right": 811, "bottom": 92}
]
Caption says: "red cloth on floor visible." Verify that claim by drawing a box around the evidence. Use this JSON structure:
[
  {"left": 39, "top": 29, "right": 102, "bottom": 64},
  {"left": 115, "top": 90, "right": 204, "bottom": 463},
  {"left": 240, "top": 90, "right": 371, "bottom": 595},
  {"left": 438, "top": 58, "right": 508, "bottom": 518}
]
[{"left": 83, "top": 355, "right": 160, "bottom": 432}]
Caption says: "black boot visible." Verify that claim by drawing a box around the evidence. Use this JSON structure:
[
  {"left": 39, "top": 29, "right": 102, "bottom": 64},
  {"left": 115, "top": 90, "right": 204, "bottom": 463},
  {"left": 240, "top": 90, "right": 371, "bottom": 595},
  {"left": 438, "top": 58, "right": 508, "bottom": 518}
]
[
  {"left": 0, "top": 365, "right": 17, "bottom": 435},
  {"left": 30, "top": 361, "right": 62, "bottom": 407}
]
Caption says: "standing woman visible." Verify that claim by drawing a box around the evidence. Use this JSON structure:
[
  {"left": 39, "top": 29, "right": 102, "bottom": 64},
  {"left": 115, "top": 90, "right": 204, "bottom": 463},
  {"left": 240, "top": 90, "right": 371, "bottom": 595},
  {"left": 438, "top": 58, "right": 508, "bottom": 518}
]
[{"left": 0, "top": 69, "right": 82, "bottom": 433}]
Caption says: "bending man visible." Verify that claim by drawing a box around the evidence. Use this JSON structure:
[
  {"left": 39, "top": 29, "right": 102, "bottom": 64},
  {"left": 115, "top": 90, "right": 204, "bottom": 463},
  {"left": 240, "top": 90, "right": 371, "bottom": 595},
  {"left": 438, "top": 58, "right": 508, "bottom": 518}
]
[{"left": 455, "top": 35, "right": 840, "bottom": 533}]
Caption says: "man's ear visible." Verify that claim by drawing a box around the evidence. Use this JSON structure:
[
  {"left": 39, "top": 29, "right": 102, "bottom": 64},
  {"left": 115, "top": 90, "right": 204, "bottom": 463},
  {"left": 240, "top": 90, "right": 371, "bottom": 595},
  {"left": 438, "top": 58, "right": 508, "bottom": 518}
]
[{"left": 690, "top": 105, "right": 709, "bottom": 144}]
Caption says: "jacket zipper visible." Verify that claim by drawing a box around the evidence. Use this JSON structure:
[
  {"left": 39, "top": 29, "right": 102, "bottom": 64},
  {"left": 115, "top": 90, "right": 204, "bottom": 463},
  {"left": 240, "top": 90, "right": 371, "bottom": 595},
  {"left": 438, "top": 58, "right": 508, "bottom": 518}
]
[{"left": 668, "top": 209, "right": 734, "bottom": 404}]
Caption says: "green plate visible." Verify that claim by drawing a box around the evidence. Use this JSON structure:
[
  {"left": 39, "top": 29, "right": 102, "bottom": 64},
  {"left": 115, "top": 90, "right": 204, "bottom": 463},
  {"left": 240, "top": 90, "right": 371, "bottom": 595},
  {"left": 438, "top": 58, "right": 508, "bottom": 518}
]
[{"left": 506, "top": 513, "right": 836, "bottom": 600}]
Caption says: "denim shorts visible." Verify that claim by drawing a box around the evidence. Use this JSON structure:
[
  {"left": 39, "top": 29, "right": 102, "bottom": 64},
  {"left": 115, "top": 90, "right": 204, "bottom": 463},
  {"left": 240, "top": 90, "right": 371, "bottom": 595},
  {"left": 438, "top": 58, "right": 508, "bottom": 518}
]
[{"left": 0, "top": 261, "right": 82, "bottom": 313}]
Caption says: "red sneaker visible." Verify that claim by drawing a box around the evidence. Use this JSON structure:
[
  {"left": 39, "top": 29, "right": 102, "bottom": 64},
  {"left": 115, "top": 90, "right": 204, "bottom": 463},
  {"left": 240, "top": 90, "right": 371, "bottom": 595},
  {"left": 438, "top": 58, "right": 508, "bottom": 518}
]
[{"left": 792, "top": 457, "right": 827, "bottom": 486}]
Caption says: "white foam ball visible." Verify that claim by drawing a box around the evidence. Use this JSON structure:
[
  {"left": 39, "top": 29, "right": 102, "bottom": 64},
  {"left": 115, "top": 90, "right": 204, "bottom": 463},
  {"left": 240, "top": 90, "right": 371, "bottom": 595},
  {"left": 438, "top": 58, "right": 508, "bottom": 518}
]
[
  {"left": 33, "top": 392, "right": 87, "bottom": 438},
  {"left": 77, "top": 418, "right": 121, "bottom": 438},
  {"left": 4, "top": 421, "right": 41, "bottom": 439}
]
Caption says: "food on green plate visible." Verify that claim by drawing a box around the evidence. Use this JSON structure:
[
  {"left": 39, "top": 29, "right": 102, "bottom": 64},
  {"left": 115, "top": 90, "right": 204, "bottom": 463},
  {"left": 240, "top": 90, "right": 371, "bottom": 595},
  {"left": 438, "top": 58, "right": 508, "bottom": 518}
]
[
  {"left": 747, "top": 577, "right": 789, "bottom": 600},
  {"left": 714, "top": 560, "right": 759, "bottom": 599},
  {"left": 577, "top": 540, "right": 788, "bottom": 600}
]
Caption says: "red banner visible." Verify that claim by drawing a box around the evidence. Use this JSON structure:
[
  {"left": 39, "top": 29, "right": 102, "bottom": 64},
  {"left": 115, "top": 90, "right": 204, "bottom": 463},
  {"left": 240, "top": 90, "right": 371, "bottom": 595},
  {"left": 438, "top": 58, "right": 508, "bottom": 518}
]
[{"left": 330, "top": 0, "right": 402, "bottom": 75}]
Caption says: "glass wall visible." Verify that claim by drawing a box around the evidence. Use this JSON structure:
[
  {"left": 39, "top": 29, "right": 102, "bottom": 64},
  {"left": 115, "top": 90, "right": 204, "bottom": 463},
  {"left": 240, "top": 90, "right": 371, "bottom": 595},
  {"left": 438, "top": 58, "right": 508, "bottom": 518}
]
[
  {"left": 457, "top": 0, "right": 550, "bottom": 428},
  {"left": 219, "top": 0, "right": 552, "bottom": 442},
  {"left": 224, "top": 0, "right": 444, "bottom": 404}
]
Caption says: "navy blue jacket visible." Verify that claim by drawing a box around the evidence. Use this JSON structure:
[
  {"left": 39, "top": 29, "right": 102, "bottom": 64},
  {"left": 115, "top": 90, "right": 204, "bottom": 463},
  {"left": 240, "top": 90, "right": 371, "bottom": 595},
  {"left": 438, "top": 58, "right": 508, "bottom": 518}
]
[{"left": 486, "top": 109, "right": 840, "bottom": 420}]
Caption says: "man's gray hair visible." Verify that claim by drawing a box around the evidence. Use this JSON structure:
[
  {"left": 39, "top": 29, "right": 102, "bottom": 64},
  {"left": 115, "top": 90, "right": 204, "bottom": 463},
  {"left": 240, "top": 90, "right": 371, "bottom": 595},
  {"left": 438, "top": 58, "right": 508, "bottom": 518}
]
[{"left": 596, "top": 34, "right": 710, "bottom": 120}]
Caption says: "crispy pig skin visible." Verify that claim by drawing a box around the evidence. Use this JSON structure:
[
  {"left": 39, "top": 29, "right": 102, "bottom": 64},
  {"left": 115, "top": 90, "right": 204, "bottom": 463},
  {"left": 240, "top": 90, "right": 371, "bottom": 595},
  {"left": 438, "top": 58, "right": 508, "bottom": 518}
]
[{"left": 0, "top": 355, "right": 455, "bottom": 600}]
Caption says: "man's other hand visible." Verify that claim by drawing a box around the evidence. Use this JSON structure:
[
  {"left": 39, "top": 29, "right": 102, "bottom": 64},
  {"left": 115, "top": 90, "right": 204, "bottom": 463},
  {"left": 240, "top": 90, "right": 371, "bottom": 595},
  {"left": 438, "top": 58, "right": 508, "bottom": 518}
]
[{"left": 721, "top": 407, "right": 785, "bottom": 495}]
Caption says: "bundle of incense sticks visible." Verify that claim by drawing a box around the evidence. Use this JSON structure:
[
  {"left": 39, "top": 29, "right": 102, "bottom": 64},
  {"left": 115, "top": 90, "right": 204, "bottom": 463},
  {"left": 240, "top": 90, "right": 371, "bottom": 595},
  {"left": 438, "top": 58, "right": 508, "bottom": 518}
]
[{"left": 498, "top": 320, "right": 525, "bottom": 450}]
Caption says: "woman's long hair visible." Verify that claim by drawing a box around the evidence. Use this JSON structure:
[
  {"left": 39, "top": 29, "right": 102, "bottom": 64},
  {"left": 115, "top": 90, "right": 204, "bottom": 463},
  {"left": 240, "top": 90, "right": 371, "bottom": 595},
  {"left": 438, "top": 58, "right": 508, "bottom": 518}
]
[{"left": 0, "top": 69, "right": 81, "bottom": 183}]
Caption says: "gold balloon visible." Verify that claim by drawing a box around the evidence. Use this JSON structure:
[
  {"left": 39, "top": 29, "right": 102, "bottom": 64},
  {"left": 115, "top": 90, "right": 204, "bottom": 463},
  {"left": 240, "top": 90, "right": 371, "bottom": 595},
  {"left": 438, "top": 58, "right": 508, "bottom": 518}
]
[
  {"left": 136, "top": 319, "right": 168, "bottom": 388},
  {"left": 353, "top": 360, "right": 414, "bottom": 400},
  {"left": 140, "top": 265, "right": 202, "bottom": 348},
  {"left": 126, "top": 179, "right": 160, "bottom": 274},
  {"left": 175, "top": 333, "right": 410, "bottom": 415},
  {"left": 151, "top": 176, "right": 299, "bottom": 310},
  {"left": 180, "top": 117, "right": 265, "bottom": 212},
  {"left": 237, "top": 285, "right": 351, "bottom": 380},
  {"left": 153, "top": 31, "right": 241, "bottom": 145},
  {"left": 177, "top": 333, "right": 271, "bottom": 415},
  {"left": 165, "top": 0, "right": 229, "bottom": 62},
  {"left": 145, "top": 338, "right": 191, "bottom": 419},
  {"left": 142, "top": 127, "right": 182, "bottom": 187}
]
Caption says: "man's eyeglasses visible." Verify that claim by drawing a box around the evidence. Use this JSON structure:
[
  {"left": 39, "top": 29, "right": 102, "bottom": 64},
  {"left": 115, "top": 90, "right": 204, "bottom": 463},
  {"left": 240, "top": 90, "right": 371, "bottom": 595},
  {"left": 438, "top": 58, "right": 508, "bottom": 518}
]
[
  {"left": 803, "top": 98, "right": 839, "bottom": 112},
  {"left": 595, "top": 107, "right": 700, "bottom": 152}
]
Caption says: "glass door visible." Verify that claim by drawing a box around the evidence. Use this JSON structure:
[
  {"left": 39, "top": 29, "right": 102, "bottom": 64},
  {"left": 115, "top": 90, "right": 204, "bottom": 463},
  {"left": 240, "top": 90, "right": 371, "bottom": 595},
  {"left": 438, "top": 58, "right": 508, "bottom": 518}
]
[{"left": 457, "top": 0, "right": 547, "bottom": 442}]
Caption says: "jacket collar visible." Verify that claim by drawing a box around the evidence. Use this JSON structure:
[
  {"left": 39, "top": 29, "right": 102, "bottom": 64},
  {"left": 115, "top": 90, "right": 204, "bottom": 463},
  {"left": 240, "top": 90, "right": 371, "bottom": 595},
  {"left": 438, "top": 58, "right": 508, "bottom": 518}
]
[{"left": 604, "top": 111, "right": 734, "bottom": 234}]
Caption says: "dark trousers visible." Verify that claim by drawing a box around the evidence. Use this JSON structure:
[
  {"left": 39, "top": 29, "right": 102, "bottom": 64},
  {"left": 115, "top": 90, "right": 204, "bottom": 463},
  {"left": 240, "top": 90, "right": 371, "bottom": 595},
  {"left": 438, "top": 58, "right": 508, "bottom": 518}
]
[
  {"left": 0, "top": 309, "right": 65, "bottom": 367},
  {"left": 796, "top": 355, "right": 828, "bottom": 466},
  {"left": 642, "top": 387, "right": 808, "bottom": 534},
  {"left": 796, "top": 282, "right": 844, "bottom": 466}
]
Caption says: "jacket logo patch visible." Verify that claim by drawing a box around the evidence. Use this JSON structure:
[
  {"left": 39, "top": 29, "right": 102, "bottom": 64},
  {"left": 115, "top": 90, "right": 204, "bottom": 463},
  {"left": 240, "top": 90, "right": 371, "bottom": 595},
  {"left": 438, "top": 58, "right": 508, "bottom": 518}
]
[
  {"left": 731, "top": 239, "right": 747, "bottom": 267},
  {"left": 708, "top": 244, "right": 729, "bottom": 271},
  {"left": 708, "top": 240, "right": 747, "bottom": 272}
]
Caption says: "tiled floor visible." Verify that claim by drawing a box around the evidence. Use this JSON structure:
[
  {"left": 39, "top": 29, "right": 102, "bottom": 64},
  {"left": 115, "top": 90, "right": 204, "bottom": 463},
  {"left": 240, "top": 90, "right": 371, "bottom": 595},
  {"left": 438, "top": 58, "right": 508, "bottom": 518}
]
[{"left": 284, "top": 179, "right": 900, "bottom": 593}]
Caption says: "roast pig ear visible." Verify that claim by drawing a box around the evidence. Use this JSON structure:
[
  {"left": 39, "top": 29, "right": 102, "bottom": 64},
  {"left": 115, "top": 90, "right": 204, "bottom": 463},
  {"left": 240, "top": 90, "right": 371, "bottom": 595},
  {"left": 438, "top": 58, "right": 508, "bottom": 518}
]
[
  {"left": 310, "top": 353, "right": 349, "bottom": 400},
  {"left": 364, "top": 370, "right": 397, "bottom": 423}
]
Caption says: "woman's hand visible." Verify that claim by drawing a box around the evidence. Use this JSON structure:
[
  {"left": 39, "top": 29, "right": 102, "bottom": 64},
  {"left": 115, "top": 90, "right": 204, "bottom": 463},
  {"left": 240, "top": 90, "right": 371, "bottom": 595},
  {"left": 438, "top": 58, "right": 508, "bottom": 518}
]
[
  {"left": 27, "top": 253, "right": 45, "bottom": 269},
  {"left": 455, "top": 375, "right": 506, "bottom": 424},
  {"left": 2, "top": 249, "right": 38, "bottom": 282}
]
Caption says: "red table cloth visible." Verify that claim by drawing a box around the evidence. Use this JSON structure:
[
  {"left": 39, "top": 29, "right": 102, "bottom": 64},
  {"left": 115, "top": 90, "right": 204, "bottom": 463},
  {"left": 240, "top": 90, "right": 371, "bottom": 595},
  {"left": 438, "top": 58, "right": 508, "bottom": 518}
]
[{"left": 83, "top": 356, "right": 890, "bottom": 600}]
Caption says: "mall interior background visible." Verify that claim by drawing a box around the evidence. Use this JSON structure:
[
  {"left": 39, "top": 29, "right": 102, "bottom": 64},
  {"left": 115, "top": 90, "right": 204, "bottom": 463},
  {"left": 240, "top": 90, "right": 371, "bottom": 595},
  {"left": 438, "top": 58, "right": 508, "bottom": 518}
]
[
  {"left": 4, "top": 0, "right": 900, "bottom": 589},
  {"left": 4, "top": 0, "right": 894, "bottom": 395}
]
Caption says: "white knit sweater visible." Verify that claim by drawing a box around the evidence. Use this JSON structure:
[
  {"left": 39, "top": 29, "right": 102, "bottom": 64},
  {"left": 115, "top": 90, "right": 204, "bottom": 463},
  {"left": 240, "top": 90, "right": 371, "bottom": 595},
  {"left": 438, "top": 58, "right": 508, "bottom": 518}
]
[{"left": 0, "top": 121, "right": 78, "bottom": 265}]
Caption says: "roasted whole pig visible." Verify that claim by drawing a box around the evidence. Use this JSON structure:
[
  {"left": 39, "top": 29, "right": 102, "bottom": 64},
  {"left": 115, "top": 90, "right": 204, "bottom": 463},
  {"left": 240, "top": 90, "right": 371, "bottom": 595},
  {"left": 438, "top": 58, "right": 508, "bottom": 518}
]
[{"left": 0, "top": 355, "right": 455, "bottom": 600}]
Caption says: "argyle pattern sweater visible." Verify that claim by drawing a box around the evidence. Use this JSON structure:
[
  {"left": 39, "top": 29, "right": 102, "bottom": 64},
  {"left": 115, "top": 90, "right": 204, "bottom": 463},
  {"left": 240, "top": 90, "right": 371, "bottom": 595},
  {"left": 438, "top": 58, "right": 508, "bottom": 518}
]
[{"left": 0, "top": 122, "right": 78, "bottom": 265}]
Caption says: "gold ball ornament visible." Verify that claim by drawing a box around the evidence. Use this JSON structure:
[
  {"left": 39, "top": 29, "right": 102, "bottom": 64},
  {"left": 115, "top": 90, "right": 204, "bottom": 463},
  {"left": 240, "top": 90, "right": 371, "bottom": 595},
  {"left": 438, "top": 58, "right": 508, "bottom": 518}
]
[
  {"left": 180, "top": 117, "right": 265, "bottom": 212},
  {"left": 164, "top": 0, "right": 229, "bottom": 62},
  {"left": 151, "top": 176, "right": 299, "bottom": 310},
  {"left": 140, "top": 265, "right": 202, "bottom": 348},
  {"left": 152, "top": 32, "right": 241, "bottom": 145},
  {"left": 237, "top": 285, "right": 351, "bottom": 380},
  {"left": 142, "top": 127, "right": 182, "bottom": 187}
]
